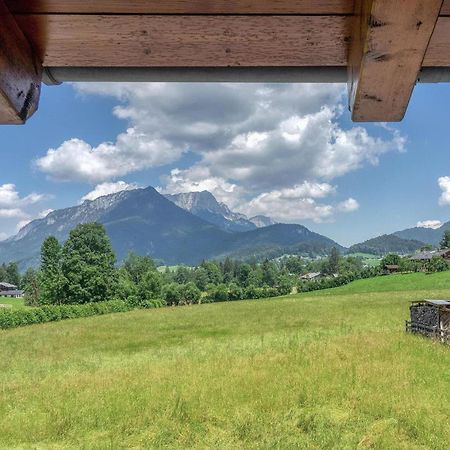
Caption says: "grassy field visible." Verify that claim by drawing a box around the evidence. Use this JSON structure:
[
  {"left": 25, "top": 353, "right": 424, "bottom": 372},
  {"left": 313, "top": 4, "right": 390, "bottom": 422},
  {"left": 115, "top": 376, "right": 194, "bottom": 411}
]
[
  {"left": 346, "top": 252, "right": 381, "bottom": 268},
  {"left": 0, "top": 296, "right": 24, "bottom": 309},
  {"left": 1, "top": 274, "right": 450, "bottom": 449}
]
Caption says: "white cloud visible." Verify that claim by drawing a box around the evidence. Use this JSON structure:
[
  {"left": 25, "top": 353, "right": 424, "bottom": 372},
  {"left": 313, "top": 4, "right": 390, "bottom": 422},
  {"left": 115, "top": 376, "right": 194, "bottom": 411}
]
[
  {"left": 0, "top": 232, "right": 7, "bottom": 241},
  {"left": 38, "top": 209, "right": 54, "bottom": 219},
  {"left": 0, "top": 208, "right": 28, "bottom": 218},
  {"left": 34, "top": 82, "right": 404, "bottom": 226},
  {"left": 35, "top": 132, "right": 184, "bottom": 183},
  {"left": 80, "top": 181, "right": 140, "bottom": 203},
  {"left": 337, "top": 198, "right": 360, "bottom": 213},
  {"left": 417, "top": 220, "right": 442, "bottom": 229},
  {"left": 0, "top": 184, "right": 51, "bottom": 239},
  {"left": 235, "top": 183, "right": 358, "bottom": 224},
  {"left": 438, "top": 176, "right": 450, "bottom": 206},
  {"left": 15, "top": 219, "right": 32, "bottom": 231}
]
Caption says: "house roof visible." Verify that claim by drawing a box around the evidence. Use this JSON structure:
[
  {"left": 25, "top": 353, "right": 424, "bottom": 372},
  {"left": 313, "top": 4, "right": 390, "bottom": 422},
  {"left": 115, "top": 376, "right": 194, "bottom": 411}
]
[
  {"left": 0, "top": 282, "right": 18, "bottom": 289},
  {"left": 410, "top": 249, "right": 450, "bottom": 261},
  {"left": 425, "top": 300, "right": 450, "bottom": 306},
  {"left": 301, "top": 272, "right": 321, "bottom": 280}
]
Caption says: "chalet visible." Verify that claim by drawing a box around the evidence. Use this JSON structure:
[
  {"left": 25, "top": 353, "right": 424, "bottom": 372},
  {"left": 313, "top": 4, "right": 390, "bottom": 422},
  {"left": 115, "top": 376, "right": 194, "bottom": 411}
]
[
  {"left": 0, "top": 282, "right": 17, "bottom": 291},
  {"left": 406, "top": 300, "right": 450, "bottom": 343},
  {"left": 410, "top": 248, "right": 450, "bottom": 262},
  {"left": 0, "top": 282, "right": 23, "bottom": 298},
  {"left": 0, "top": 290, "right": 24, "bottom": 298},
  {"left": 300, "top": 272, "right": 322, "bottom": 281}
]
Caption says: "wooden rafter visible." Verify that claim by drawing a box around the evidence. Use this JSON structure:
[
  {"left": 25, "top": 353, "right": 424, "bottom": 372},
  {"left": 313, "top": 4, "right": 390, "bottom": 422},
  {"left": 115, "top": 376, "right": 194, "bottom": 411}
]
[
  {"left": 348, "top": 0, "right": 444, "bottom": 122},
  {"left": 0, "top": 0, "right": 42, "bottom": 124},
  {"left": 1, "top": 0, "right": 450, "bottom": 124}
]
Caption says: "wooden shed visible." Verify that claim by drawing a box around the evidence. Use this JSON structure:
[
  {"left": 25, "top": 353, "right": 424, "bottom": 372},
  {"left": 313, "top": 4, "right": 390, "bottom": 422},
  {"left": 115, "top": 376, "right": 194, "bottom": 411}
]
[
  {"left": 2, "top": 1, "right": 450, "bottom": 124},
  {"left": 406, "top": 300, "right": 450, "bottom": 343}
]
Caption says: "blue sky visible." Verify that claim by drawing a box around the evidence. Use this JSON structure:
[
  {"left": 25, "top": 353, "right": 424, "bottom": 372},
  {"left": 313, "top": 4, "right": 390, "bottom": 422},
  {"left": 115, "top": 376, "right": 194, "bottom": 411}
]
[{"left": 1, "top": 82, "right": 449, "bottom": 247}]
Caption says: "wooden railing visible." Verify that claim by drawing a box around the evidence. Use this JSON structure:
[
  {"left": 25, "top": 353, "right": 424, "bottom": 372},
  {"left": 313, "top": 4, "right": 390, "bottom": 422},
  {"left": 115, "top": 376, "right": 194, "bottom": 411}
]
[{"left": 406, "top": 320, "right": 450, "bottom": 343}]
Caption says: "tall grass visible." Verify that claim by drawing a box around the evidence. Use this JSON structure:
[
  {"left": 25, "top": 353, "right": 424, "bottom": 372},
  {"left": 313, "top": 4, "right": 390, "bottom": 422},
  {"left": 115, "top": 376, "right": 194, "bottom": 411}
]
[{"left": 0, "top": 273, "right": 449, "bottom": 449}]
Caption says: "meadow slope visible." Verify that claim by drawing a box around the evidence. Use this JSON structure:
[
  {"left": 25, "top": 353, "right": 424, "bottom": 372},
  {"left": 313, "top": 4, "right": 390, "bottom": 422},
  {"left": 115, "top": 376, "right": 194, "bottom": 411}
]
[{"left": 1, "top": 273, "right": 450, "bottom": 449}]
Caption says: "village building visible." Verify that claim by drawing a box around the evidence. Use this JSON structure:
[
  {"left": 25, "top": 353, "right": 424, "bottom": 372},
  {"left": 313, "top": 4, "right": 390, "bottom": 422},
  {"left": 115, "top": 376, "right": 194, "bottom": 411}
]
[
  {"left": 384, "top": 264, "right": 400, "bottom": 273},
  {"left": 300, "top": 272, "right": 322, "bottom": 281},
  {"left": 0, "top": 282, "right": 24, "bottom": 298},
  {"left": 0, "top": 282, "right": 18, "bottom": 291},
  {"left": 410, "top": 248, "right": 450, "bottom": 262},
  {"left": 406, "top": 300, "right": 450, "bottom": 343}
]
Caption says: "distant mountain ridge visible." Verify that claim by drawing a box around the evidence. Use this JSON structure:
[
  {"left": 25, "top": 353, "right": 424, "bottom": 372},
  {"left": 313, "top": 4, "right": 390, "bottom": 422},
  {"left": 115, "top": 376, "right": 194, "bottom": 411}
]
[
  {"left": 393, "top": 221, "right": 450, "bottom": 246},
  {"left": 0, "top": 186, "right": 342, "bottom": 269},
  {"left": 165, "top": 191, "right": 257, "bottom": 232},
  {"left": 348, "top": 234, "right": 426, "bottom": 256},
  {"left": 248, "top": 215, "right": 278, "bottom": 228}
]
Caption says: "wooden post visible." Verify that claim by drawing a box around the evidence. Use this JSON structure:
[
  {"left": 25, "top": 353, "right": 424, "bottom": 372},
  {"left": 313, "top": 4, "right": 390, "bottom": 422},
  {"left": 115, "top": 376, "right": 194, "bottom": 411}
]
[
  {"left": 0, "top": 0, "right": 42, "bottom": 124},
  {"left": 348, "top": 0, "right": 443, "bottom": 122}
]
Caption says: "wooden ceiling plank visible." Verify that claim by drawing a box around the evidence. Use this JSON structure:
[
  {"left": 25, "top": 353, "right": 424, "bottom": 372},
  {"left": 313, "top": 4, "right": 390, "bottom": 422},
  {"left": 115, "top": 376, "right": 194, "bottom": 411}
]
[
  {"left": 440, "top": 0, "right": 450, "bottom": 15},
  {"left": 0, "top": 1, "right": 42, "bottom": 124},
  {"left": 348, "top": 0, "right": 443, "bottom": 122},
  {"left": 7, "top": 0, "right": 354, "bottom": 15},
  {"left": 16, "top": 15, "right": 351, "bottom": 67},
  {"left": 424, "top": 17, "right": 450, "bottom": 66}
]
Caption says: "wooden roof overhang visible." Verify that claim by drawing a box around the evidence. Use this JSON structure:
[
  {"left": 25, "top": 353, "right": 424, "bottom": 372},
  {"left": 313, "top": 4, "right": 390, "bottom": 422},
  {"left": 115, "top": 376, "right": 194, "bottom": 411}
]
[{"left": 1, "top": 0, "right": 450, "bottom": 125}]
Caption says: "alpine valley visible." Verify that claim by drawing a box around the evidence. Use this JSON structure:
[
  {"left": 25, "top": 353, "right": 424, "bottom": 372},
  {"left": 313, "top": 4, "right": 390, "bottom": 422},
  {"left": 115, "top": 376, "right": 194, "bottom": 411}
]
[{"left": 0, "top": 187, "right": 341, "bottom": 269}]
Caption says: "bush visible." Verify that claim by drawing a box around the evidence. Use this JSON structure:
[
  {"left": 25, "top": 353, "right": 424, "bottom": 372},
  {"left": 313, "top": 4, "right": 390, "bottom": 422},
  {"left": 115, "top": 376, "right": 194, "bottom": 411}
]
[{"left": 0, "top": 299, "right": 164, "bottom": 330}]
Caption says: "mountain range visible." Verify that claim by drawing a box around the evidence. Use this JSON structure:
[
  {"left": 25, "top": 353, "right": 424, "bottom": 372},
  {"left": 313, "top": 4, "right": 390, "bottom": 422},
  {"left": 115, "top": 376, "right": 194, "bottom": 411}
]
[
  {"left": 0, "top": 187, "right": 340, "bottom": 269},
  {"left": 1, "top": 185, "right": 449, "bottom": 269}
]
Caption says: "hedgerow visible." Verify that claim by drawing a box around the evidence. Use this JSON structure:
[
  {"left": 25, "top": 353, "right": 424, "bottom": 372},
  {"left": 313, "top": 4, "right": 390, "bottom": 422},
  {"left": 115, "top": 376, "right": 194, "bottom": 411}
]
[{"left": 0, "top": 299, "right": 162, "bottom": 330}]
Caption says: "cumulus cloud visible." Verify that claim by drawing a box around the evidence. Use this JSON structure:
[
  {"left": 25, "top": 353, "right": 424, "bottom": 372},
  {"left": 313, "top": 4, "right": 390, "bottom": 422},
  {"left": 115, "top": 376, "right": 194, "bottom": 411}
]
[
  {"left": 80, "top": 181, "right": 140, "bottom": 203},
  {"left": 337, "top": 198, "right": 360, "bottom": 213},
  {"left": 38, "top": 209, "right": 54, "bottom": 219},
  {"left": 417, "top": 220, "right": 442, "bottom": 229},
  {"left": 0, "top": 184, "right": 49, "bottom": 224},
  {"left": 240, "top": 183, "right": 358, "bottom": 223},
  {"left": 438, "top": 176, "right": 450, "bottom": 206},
  {"left": 34, "top": 82, "right": 405, "bottom": 224},
  {"left": 36, "top": 132, "right": 183, "bottom": 183}
]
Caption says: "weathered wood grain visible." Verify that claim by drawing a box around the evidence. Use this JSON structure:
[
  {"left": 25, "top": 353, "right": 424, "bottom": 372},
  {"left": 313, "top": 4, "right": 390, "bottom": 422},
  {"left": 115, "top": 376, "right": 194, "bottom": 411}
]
[
  {"left": 16, "top": 15, "right": 351, "bottom": 67},
  {"left": 440, "top": 0, "right": 450, "bottom": 15},
  {"left": 7, "top": 0, "right": 354, "bottom": 15},
  {"left": 0, "top": 1, "right": 42, "bottom": 124},
  {"left": 424, "top": 17, "right": 450, "bottom": 66},
  {"left": 348, "top": 0, "right": 443, "bottom": 122}
]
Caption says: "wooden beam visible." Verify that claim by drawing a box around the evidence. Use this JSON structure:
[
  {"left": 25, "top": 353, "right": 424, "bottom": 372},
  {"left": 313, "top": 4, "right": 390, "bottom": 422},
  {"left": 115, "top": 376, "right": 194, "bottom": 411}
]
[
  {"left": 16, "top": 15, "right": 351, "bottom": 67},
  {"left": 0, "top": 1, "right": 42, "bottom": 124},
  {"left": 424, "top": 17, "right": 450, "bottom": 66},
  {"left": 7, "top": 0, "right": 354, "bottom": 15},
  {"left": 348, "top": 0, "right": 443, "bottom": 122}
]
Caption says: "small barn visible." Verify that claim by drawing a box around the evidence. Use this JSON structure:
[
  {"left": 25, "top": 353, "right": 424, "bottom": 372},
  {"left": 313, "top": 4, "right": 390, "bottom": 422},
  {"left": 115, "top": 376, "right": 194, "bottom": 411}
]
[
  {"left": 406, "top": 300, "right": 450, "bottom": 343},
  {"left": 300, "top": 272, "right": 322, "bottom": 281},
  {"left": 385, "top": 264, "right": 400, "bottom": 273}
]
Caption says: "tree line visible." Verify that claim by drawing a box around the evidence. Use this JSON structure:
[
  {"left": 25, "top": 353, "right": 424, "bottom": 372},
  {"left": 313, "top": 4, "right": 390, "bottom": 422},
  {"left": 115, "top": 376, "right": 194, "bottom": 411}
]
[{"left": 18, "top": 223, "right": 372, "bottom": 307}]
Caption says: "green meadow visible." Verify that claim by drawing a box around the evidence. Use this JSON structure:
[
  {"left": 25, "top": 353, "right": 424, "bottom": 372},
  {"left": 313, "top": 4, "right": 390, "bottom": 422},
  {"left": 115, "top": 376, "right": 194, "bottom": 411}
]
[
  {"left": 0, "top": 296, "right": 24, "bottom": 309},
  {"left": 1, "top": 273, "right": 449, "bottom": 449}
]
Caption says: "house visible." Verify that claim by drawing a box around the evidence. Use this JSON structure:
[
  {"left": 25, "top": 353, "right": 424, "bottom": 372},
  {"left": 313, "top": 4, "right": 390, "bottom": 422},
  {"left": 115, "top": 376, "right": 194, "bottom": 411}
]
[
  {"left": 406, "top": 300, "right": 450, "bottom": 343},
  {"left": 0, "top": 282, "right": 18, "bottom": 291},
  {"left": 0, "top": 282, "right": 23, "bottom": 298},
  {"left": 384, "top": 264, "right": 400, "bottom": 273},
  {"left": 300, "top": 272, "right": 322, "bottom": 281},
  {"left": 410, "top": 248, "right": 450, "bottom": 262},
  {"left": 0, "top": 290, "right": 24, "bottom": 298}
]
